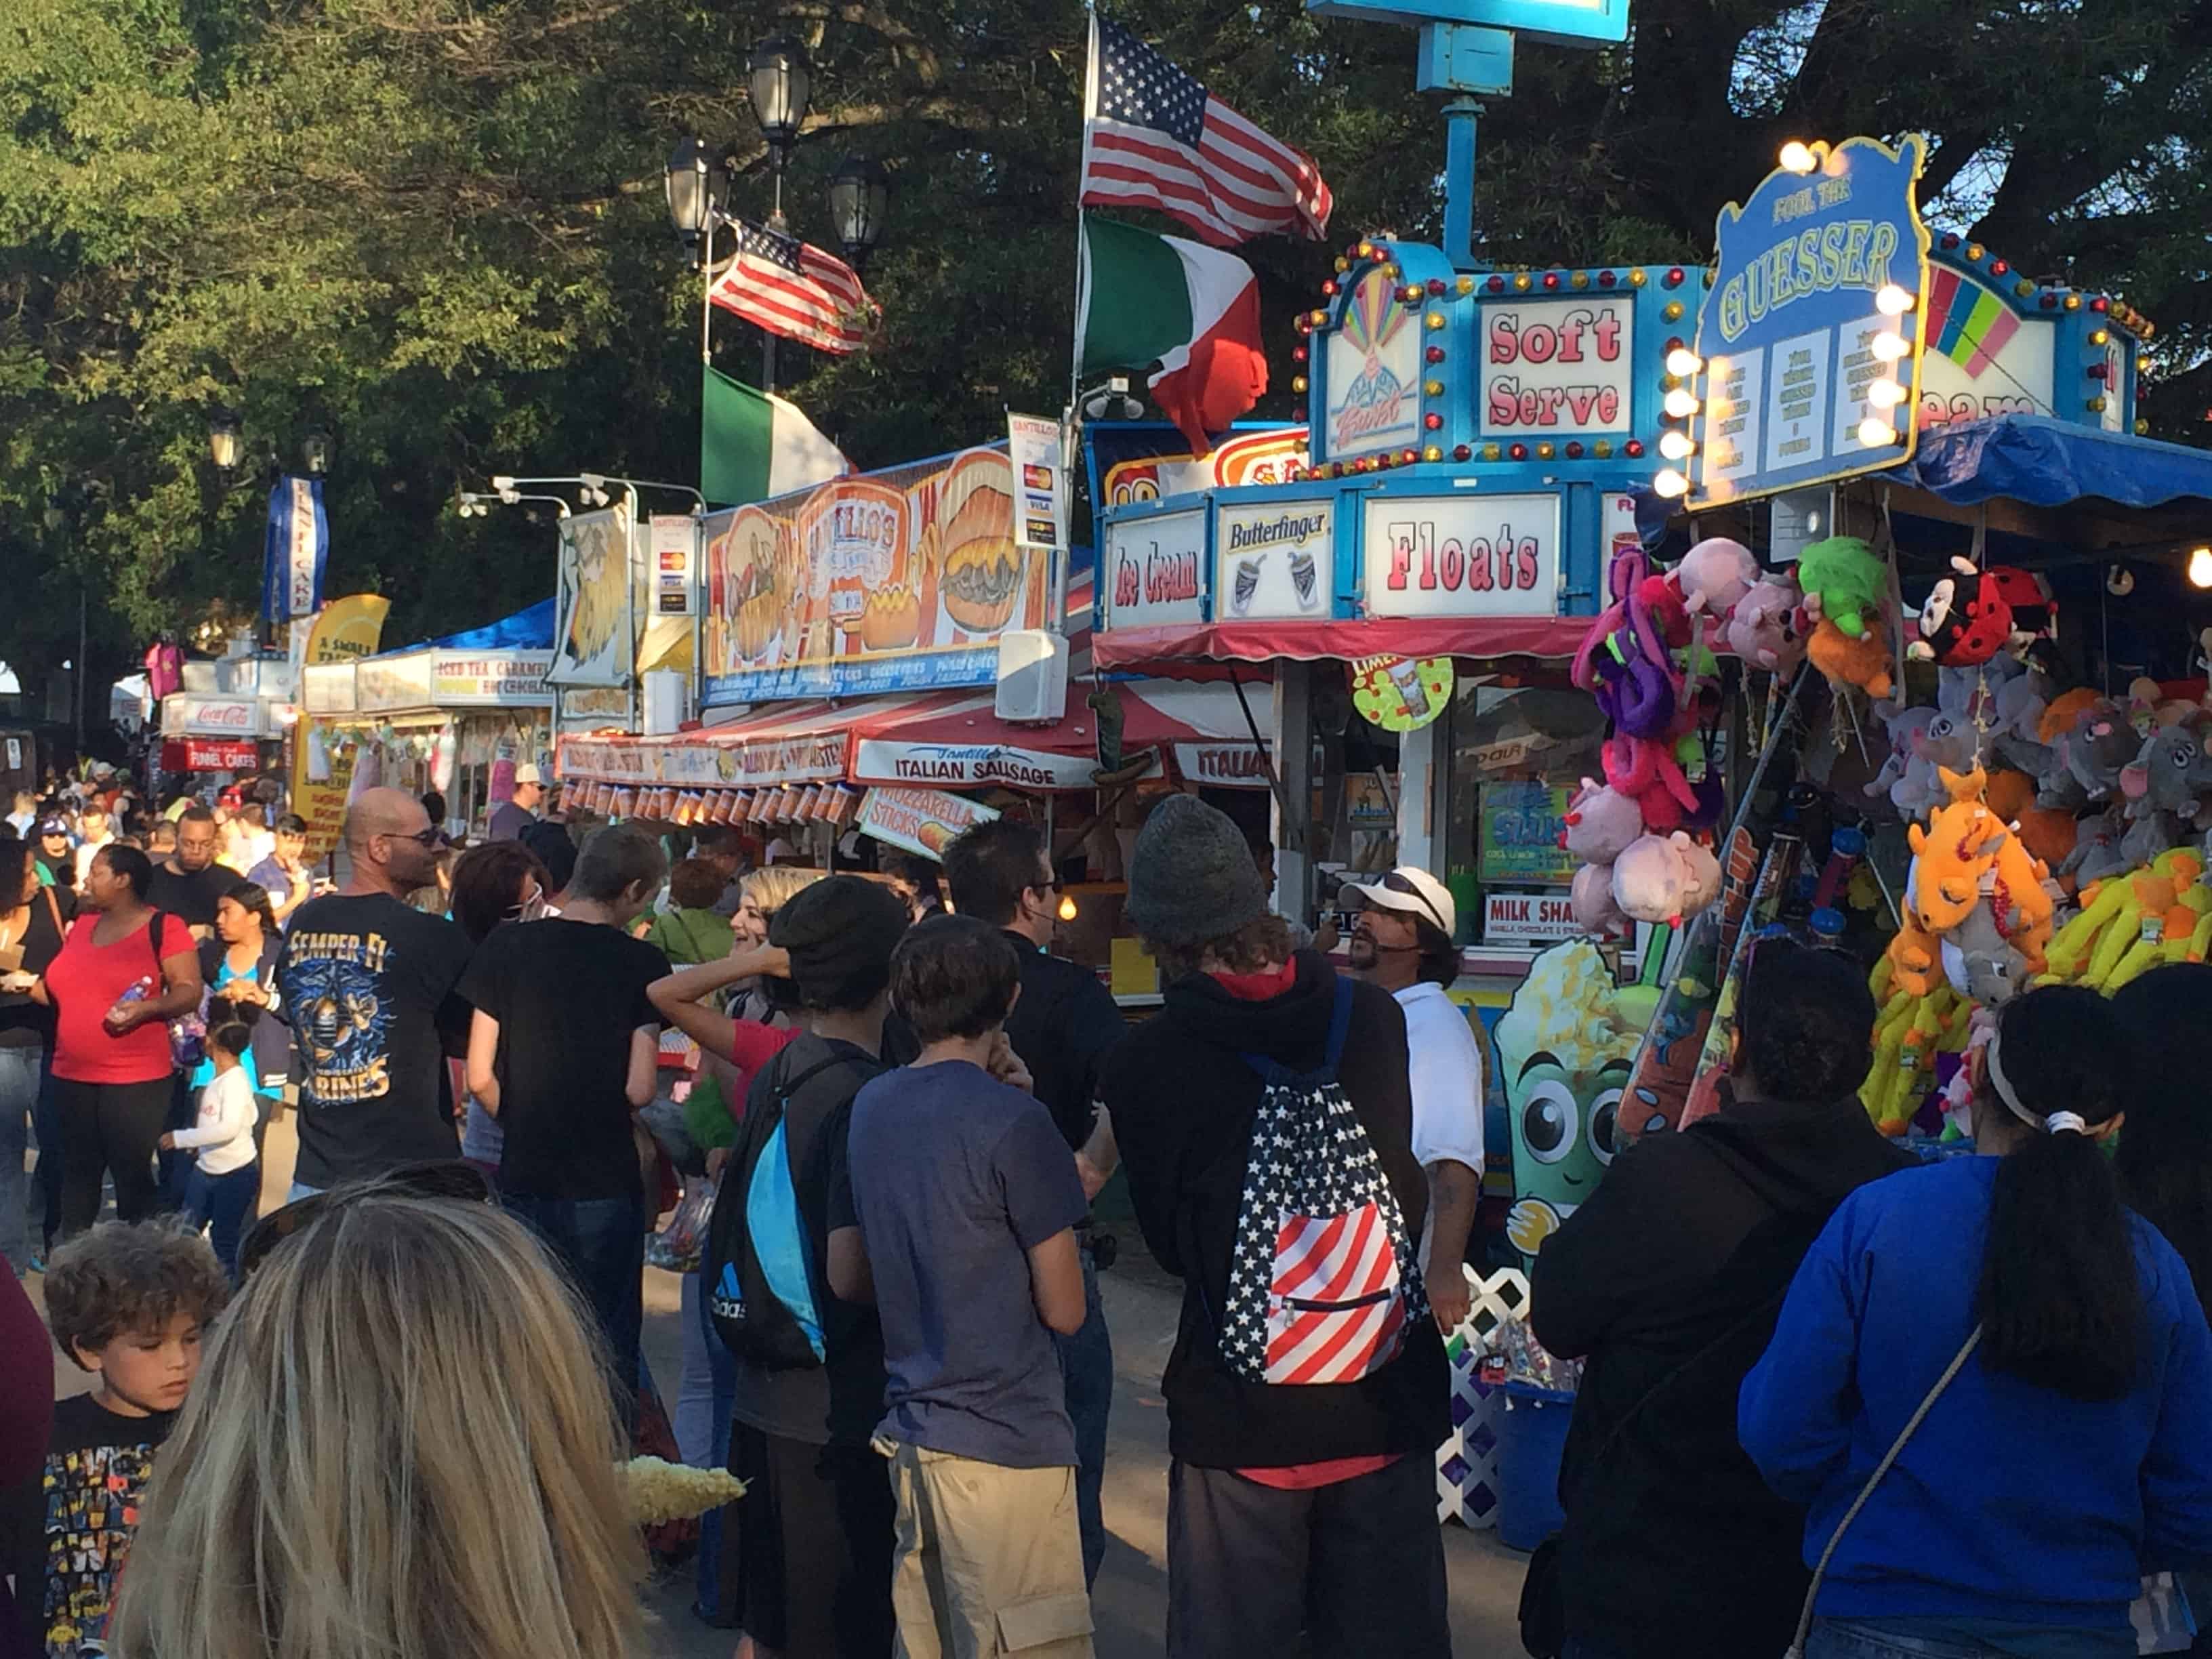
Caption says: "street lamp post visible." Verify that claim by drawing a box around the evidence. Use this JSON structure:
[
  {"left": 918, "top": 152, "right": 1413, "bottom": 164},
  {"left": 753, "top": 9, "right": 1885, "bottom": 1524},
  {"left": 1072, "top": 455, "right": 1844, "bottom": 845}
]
[
  {"left": 828, "top": 156, "right": 890, "bottom": 274},
  {"left": 747, "top": 36, "right": 813, "bottom": 392}
]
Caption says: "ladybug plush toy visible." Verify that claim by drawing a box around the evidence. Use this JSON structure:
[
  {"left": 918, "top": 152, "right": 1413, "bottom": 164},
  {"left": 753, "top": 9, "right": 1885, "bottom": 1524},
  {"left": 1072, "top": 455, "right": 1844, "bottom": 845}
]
[{"left": 1910, "top": 556, "right": 2054, "bottom": 668}]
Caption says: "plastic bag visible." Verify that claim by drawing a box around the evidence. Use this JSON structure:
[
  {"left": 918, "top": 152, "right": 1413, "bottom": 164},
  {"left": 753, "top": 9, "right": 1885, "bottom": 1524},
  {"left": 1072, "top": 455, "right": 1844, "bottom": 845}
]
[{"left": 645, "top": 1175, "right": 718, "bottom": 1273}]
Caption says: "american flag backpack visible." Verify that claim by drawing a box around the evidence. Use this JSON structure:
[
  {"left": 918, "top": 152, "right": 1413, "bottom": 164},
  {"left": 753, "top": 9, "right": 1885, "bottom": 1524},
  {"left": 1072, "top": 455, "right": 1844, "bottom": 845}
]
[{"left": 1219, "top": 977, "right": 1428, "bottom": 1385}]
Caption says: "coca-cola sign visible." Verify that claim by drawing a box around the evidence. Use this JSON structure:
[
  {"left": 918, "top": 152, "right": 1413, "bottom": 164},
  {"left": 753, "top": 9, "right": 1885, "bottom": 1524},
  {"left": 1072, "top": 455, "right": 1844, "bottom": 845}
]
[{"left": 161, "top": 696, "right": 264, "bottom": 737}]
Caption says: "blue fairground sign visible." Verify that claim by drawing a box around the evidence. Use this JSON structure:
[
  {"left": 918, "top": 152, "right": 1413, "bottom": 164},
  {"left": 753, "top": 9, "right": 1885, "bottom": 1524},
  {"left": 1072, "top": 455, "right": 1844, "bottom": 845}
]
[
  {"left": 1307, "top": 0, "right": 1628, "bottom": 45},
  {"left": 1683, "top": 135, "right": 1933, "bottom": 508}
]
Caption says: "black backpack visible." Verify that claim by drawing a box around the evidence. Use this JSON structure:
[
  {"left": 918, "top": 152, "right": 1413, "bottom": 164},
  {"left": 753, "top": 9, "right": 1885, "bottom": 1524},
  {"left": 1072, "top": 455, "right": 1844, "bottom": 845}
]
[{"left": 703, "top": 1044, "right": 877, "bottom": 1370}]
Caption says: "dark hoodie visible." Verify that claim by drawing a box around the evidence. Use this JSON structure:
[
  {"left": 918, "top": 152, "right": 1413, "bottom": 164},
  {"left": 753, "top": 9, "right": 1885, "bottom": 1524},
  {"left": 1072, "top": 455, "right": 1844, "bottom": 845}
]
[
  {"left": 1101, "top": 950, "right": 1448, "bottom": 1469},
  {"left": 1530, "top": 1088, "right": 1916, "bottom": 1659}
]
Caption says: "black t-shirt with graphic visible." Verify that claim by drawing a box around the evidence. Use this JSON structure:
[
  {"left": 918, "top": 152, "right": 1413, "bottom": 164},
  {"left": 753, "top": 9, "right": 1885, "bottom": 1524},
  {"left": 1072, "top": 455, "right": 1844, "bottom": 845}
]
[
  {"left": 276, "top": 893, "right": 474, "bottom": 1188},
  {"left": 457, "top": 919, "right": 667, "bottom": 1200},
  {"left": 40, "top": 1393, "right": 176, "bottom": 1659}
]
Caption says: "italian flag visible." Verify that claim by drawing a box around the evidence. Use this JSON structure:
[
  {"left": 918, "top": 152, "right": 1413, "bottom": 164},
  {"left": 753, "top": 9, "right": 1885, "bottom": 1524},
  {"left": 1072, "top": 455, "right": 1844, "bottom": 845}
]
[
  {"left": 1078, "top": 216, "right": 1267, "bottom": 456},
  {"left": 701, "top": 367, "right": 851, "bottom": 506}
]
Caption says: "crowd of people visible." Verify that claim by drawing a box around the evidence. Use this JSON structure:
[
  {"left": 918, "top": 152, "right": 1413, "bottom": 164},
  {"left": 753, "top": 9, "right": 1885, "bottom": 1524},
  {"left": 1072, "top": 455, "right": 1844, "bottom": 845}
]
[{"left": 7, "top": 766, "right": 2212, "bottom": 1659}]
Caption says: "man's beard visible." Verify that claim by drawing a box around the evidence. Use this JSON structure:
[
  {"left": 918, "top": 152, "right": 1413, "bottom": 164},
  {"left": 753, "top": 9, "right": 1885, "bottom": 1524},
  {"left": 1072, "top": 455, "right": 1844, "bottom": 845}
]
[{"left": 1347, "top": 930, "right": 1378, "bottom": 970}]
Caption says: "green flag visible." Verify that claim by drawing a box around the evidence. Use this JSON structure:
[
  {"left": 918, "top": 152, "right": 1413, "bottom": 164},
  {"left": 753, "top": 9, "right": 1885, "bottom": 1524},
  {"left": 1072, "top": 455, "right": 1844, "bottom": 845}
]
[
  {"left": 1076, "top": 217, "right": 1265, "bottom": 453},
  {"left": 700, "top": 367, "right": 849, "bottom": 507}
]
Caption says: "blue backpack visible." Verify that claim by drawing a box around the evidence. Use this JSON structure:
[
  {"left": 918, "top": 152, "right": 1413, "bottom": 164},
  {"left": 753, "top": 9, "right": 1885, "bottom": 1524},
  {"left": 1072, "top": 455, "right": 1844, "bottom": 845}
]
[{"left": 704, "top": 1046, "right": 874, "bottom": 1370}]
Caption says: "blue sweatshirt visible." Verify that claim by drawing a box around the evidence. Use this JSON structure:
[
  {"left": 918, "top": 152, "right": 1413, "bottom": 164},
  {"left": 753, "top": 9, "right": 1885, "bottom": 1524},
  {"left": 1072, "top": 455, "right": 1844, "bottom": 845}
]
[{"left": 1739, "top": 1155, "right": 2212, "bottom": 1633}]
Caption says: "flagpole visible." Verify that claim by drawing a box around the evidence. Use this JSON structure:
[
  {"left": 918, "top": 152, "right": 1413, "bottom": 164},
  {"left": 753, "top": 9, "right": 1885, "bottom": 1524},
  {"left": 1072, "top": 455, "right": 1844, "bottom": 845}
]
[
  {"left": 1058, "top": 3, "right": 1099, "bottom": 647},
  {"left": 700, "top": 213, "right": 714, "bottom": 366}
]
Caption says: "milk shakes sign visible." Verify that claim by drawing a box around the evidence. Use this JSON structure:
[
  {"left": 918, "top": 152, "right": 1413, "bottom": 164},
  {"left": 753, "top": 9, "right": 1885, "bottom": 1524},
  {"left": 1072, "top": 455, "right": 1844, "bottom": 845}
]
[
  {"left": 1482, "top": 299, "right": 1633, "bottom": 436},
  {"left": 1325, "top": 269, "right": 1420, "bottom": 461},
  {"left": 1216, "top": 502, "right": 1332, "bottom": 620},
  {"left": 1692, "top": 134, "right": 1930, "bottom": 505}
]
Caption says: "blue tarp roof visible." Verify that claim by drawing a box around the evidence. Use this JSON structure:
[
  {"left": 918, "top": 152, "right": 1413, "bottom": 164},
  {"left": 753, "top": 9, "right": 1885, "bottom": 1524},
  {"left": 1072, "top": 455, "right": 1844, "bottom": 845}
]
[
  {"left": 1881, "top": 415, "right": 2212, "bottom": 511},
  {"left": 367, "top": 598, "right": 557, "bottom": 658}
]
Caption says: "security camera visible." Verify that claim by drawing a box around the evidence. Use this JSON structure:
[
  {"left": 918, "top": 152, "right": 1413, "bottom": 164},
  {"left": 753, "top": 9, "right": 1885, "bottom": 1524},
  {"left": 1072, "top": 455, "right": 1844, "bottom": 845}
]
[{"left": 1082, "top": 376, "right": 1143, "bottom": 422}]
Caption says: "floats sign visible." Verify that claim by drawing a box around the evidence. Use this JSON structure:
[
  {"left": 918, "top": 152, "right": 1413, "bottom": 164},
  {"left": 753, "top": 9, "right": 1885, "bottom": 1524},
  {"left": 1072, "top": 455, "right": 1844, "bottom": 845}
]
[
  {"left": 1362, "top": 494, "right": 1560, "bottom": 618},
  {"left": 1692, "top": 134, "right": 1931, "bottom": 506},
  {"left": 1481, "top": 299, "right": 1633, "bottom": 436}
]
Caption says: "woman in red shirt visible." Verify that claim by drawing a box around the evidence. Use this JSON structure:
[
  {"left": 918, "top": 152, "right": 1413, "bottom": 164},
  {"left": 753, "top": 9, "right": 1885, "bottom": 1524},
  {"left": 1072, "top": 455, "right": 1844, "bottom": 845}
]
[{"left": 38, "top": 842, "right": 202, "bottom": 1232}]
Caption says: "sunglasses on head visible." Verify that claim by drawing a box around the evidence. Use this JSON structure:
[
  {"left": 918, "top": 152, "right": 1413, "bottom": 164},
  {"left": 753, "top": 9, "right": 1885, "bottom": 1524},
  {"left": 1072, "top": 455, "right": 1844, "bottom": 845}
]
[
  {"left": 1375, "top": 869, "right": 1450, "bottom": 935},
  {"left": 235, "top": 1161, "right": 495, "bottom": 1279}
]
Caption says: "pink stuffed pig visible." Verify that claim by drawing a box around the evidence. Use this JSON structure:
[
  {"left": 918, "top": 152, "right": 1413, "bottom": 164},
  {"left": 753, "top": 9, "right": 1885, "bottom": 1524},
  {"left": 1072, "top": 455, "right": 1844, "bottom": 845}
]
[
  {"left": 1610, "top": 832, "right": 1691, "bottom": 925},
  {"left": 1725, "top": 576, "right": 1806, "bottom": 674},
  {"left": 1675, "top": 537, "right": 1759, "bottom": 618},
  {"left": 1570, "top": 860, "right": 1627, "bottom": 935},
  {"left": 1560, "top": 777, "right": 1644, "bottom": 864}
]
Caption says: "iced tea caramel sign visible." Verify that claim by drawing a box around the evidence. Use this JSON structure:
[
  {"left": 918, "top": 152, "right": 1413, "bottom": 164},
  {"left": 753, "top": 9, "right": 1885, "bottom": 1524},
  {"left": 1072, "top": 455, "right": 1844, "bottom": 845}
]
[
  {"left": 1103, "top": 508, "right": 1205, "bottom": 630},
  {"left": 1214, "top": 501, "right": 1332, "bottom": 621},
  {"left": 1481, "top": 298, "right": 1633, "bottom": 437},
  {"left": 1691, "top": 134, "right": 1930, "bottom": 505},
  {"left": 1362, "top": 494, "right": 1560, "bottom": 618}
]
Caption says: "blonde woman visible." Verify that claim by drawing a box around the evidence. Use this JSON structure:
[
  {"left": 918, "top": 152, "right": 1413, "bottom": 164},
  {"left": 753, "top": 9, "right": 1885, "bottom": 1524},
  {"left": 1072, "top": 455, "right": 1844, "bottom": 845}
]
[{"left": 108, "top": 1187, "right": 647, "bottom": 1659}]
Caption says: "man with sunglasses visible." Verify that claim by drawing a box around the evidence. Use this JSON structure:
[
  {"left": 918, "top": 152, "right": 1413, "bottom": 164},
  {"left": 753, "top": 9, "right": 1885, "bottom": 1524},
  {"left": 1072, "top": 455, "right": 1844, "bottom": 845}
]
[
  {"left": 1343, "top": 865, "right": 1485, "bottom": 1334},
  {"left": 274, "top": 788, "right": 474, "bottom": 1197}
]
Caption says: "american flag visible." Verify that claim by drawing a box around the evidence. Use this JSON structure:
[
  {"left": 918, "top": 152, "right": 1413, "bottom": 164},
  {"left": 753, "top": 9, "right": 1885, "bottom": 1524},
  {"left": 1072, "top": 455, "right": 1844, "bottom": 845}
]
[
  {"left": 1080, "top": 16, "right": 1332, "bottom": 248},
  {"left": 708, "top": 218, "right": 878, "bottom": 354},
  {"left": 1264, "top": 1202, "right": 1407, "bottom": 1385}
]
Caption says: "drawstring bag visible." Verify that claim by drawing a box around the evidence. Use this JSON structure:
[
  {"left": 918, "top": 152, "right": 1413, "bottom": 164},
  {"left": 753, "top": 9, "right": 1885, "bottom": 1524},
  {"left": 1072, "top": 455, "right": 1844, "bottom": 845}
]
[{"left": 1220, "top": 975, "right": 1426, "bottom": 1385}]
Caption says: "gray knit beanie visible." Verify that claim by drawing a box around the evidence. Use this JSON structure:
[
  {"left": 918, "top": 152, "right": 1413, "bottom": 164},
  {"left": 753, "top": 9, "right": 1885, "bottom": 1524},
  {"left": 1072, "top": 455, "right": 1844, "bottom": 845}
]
[{"left": 1125, "top": 794, "right": 1269, "bottom": 947}]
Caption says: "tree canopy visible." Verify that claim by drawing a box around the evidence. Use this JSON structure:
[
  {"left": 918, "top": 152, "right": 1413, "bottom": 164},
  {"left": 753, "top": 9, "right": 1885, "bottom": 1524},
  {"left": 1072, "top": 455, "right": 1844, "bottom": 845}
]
[{"left": 3, "top": 0, "right": 2205, "bottom": 699}]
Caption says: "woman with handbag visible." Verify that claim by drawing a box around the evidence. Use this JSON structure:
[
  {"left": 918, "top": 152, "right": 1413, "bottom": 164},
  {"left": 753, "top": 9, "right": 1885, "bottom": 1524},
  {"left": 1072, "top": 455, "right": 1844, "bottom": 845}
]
[
  {"left": 1742, "top": 985, "right": 2212, "bottom": 1659},
  {"left": 36, "top": 842, "right": 202, "bottom": 1234},
  {"left": 0, "top": 838, "right": 72, "bottom": 1273}
]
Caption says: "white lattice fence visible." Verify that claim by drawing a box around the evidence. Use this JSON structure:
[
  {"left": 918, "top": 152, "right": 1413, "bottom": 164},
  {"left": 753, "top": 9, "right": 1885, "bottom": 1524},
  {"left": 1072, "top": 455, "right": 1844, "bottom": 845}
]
[{"left": 1435, "top": 1264, "right": 1530, "bottom": 1527}]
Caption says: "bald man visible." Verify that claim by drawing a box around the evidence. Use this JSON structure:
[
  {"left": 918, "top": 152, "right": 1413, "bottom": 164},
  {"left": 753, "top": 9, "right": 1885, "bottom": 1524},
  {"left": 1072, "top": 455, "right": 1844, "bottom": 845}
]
[{"left": 274, "top": 788, "right": 475, "bottom": 1196}]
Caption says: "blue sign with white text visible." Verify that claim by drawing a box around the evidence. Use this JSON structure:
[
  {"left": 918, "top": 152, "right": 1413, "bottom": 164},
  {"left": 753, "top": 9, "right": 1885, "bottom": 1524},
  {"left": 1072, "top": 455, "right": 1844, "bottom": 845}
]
[
  {"left": 1307, "top": 0, "right": 1627, "bottom": 45},
  {"left": 1689, "top": 134, "right": 1931, "bottom": 507}
]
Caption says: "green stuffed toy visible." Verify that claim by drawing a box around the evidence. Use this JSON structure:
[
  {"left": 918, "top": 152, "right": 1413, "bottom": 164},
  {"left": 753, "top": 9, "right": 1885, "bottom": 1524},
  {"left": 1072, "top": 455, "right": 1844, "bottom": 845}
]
[{"left": 1798, "top": 535, "right": 1888, "bottom": 640}]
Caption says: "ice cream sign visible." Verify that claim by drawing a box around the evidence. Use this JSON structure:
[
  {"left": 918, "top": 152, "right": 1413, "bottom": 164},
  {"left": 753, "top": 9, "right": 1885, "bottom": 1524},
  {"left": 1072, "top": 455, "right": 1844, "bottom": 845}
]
[
  {"left": 1481, "top": 298, "right": 1633, "bottom": 436},
  {"left": 1103, "top": 507, "right": 1206, "bottom": 630},
  {"left": 1214, "top": 501, "right": 1332, "bottom": 621}
]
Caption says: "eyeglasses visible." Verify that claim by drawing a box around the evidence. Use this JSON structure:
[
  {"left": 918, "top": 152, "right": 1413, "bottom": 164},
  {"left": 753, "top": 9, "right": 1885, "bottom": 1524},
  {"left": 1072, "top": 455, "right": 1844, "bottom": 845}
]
[
  {"left": 236, "top": 1161, "right": 495, "bottom": 1279},
  {"left": 1378, "top": 869, "right": 1451, "bottom": 935},
  {"left": 1030, "top": 874, "right": 1062, "bottom": 896},
  {"left": 386, "top": 825, "right": 444, "bottom": 848},
  {"left": 502, "top": 881, "right": 548, "bottom": 922}
]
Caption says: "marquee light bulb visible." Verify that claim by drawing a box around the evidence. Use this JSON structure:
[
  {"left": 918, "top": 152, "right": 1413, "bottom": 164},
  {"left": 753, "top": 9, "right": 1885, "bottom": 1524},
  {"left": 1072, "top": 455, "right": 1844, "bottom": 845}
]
[
  {"left": 1664, "top": 346, "right": 1703, "bottom": 377},
  {"left": 1652, "top": 468, "right": 1690, "bottom": 499},
  {"left": 1778, "top": 141, "right": 1816, "bottom": 174},
  {"left": 1867, "top": 378, "right": 1906, "bottom": 409},
  {"left": 1058, "top": 893, "right": 1079, "bottom": 922},
  {"left": 1658, "top": 430, "right": 1696, "bottom": 461},
  {"left": 1871, "top": 330, "right": 1910, "bottom": 362},
  {"left": 1857, "top": 416, "right": 1897, "bottom": 447},
  {"left": 1662, "top": 388, "right": 1700, "bottom": 419},
  {"left": 1875, "top": 283, "right": 1916, "bottom": 316},
  {"left": 2191, "top": 546, "right": 2212, "bottom": 590}
]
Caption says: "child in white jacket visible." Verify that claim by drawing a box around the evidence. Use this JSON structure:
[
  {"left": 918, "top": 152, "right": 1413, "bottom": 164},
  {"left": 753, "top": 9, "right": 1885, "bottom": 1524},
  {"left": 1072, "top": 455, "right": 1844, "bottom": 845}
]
[{"left": 161, "top": 1017, "right": 260, "bottom": 1278}]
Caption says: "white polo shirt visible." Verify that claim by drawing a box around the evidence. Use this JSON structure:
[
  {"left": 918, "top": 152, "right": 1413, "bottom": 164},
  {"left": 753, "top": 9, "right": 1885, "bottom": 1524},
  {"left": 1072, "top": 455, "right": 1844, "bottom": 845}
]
[{"left": 1395, "top": 981, "right": 1486, "bottom": 1173}]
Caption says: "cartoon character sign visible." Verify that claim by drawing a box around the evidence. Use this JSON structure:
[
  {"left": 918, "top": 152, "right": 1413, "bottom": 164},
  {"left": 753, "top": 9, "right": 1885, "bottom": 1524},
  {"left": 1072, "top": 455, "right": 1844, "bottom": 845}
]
[{"left": 1493, "top": 939, "right": 1643, "bottom": 1265}]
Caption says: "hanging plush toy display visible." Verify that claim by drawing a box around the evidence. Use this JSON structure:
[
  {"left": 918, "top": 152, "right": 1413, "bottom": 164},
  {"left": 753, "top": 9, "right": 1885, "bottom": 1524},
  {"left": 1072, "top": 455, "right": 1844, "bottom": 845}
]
[
  {"left": 1907, "top": 556, "right": 2055, "bottom": 668},
  {"left": 1797, "top": 535, "right": 1896, "bottom": 700}
]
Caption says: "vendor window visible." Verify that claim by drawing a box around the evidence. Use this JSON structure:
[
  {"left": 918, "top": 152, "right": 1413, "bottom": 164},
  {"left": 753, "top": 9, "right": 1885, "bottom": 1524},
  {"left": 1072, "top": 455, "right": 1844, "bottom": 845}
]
[{"left": 1444, "top": 681, "right": 1609, "bottom": 948}]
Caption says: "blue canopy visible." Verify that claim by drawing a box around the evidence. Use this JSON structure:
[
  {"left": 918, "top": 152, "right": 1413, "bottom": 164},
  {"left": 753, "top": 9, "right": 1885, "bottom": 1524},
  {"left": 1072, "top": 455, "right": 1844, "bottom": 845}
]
[
  {"left": 428, "top": 596, "right": 556, "bottom": 651},
  {"left": 1881, "top": 415, "right": 2212, "bottom": 511}
]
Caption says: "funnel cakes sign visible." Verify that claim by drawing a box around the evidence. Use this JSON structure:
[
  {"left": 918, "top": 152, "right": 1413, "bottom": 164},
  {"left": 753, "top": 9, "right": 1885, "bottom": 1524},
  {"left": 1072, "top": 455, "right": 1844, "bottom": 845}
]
[{"left": 702, "top": 445, "right": 1046, "bottom": 705}]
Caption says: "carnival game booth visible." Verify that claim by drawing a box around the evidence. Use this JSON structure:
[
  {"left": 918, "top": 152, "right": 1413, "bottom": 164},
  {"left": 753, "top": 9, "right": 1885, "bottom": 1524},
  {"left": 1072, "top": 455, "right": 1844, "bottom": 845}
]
[
  {"left": 1093, "top": 239, "right": 1748, "bottom": 981},
  {"left": 304, "top": 600, "right": 556, "bottom": 836},
  {"left": 1542, "top": 134, "right": 2207, "bottom": 1158}
]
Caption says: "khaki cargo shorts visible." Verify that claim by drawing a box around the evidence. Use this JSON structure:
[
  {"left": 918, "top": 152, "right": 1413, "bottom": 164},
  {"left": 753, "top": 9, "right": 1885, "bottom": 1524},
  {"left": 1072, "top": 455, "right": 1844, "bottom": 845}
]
[{"left": 877, "top": 1438, "right": 1095, "bottom": 1658}]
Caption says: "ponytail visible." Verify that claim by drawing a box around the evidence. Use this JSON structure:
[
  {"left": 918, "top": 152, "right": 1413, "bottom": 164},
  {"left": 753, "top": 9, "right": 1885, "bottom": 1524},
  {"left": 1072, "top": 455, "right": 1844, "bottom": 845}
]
[{"left": 1975, "top": 985, "right": 2140, "bottom": 1401}]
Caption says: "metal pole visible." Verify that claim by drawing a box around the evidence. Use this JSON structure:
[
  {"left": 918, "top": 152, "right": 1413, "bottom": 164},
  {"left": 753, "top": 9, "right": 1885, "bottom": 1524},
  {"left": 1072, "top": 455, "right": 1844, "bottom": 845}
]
[
  {"left": 1443, "top": 99, "right": 1482, "bottom": 270},
  {"left": 699, "top": 215, "right": 714, "bottom": 366},
  {"left": 762, "top": 333, "right": 777, "bottom": 394},
  {"left": 75, "top": 583, "right": 87, "bottom": 761}
]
